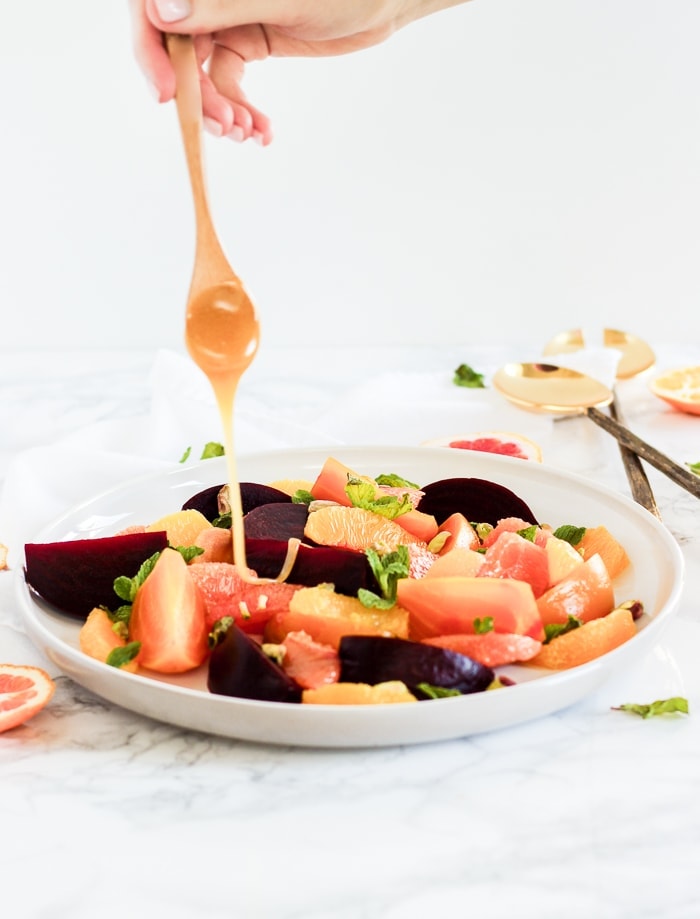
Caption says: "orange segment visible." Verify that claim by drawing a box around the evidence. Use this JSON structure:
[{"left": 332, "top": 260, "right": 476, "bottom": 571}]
[
  {"left": 649, "top": 365, "right": 700, "bottom": 415},
  {"left": 529, "top": 607, "right": 637, "bottom": 669},
  {"left": 304, "top": 504, "right": 426, "bottom": 553},
  {"left": 79, "top": 608, "right": 139, "bottom": 672},
  {"left": 146, "top": 509, "right": 213, "bottom": 546},
  {"left": 264, "top": 584, "right": 410, "bottom": 648},
  {"left": 302, "top": 681, "right": 417, "bottom": 704},
  {"left": 0, "top": 664, "right": 55, "bottom": 733},
  {"left": 577, "top": 526, "right": 630, "bottom": 580}
]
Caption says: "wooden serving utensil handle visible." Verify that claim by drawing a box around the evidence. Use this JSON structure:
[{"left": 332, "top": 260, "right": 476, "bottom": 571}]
[
  {"left": 587, "top": 405, "right": 700, "bottom": 500},
  {"left": 166, "top": 33, "right": 229, "bottom": 283}
]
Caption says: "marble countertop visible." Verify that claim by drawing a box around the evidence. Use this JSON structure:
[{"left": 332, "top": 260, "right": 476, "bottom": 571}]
[{"left": 2, "top": 343, "right": 699, "bottom": 919}]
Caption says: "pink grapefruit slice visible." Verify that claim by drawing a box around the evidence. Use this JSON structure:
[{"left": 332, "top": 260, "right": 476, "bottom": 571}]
[{"left": 422, "top": 431, "right": 542, "bottom": 461}]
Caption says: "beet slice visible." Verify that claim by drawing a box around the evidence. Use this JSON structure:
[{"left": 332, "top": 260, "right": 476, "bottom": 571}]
[
  {"left": 417, "top": 477, "right": 538, "bottom": 527},
  {"left": 244, "top": 538, "right": 376, "bottom": 596},
  {"left": 24, "top": 530, "right": 169, "bottom": 620},
  {"left": 243, "top": 502, "right": 312, "bottom": 543},
  {"left": 208, "top": 624, "right": 302, "bottom": 703},
  {"left": 183, "top": 482, "right": 291, "bottom": 521},
  {"left": 339, "top": 635, "right": 494, "bottom": 696}
]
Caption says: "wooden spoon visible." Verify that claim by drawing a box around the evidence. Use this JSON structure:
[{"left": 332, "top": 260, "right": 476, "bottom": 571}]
[{"left": 166, "top": 33, "right": 260, "bottom": 386}]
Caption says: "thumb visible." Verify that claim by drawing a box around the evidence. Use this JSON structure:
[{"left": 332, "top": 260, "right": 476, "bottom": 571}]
[{"left": 146, "top": 0, "right": 279, "bottom": 31}]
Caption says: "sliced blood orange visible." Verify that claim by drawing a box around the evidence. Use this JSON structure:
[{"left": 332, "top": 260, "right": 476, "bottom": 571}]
[
  {"left": 0, "top": 664, "right": 55, "bottom": 733},
  {"left": 423, "top": 432, "right": 542, "bottom": 461},
  {"left": 649, "top": 366, "right": 700, "bottom": 415}
]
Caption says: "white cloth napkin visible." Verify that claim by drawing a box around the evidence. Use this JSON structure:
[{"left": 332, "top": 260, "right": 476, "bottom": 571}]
[{"left": 0, "top": 348, "right": 559, "bottom": 556}]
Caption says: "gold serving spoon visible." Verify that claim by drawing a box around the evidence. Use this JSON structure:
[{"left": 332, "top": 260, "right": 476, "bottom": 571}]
[
  {"left": 492, "top": 362, "right": 700, "bottom": 500},
  {"left": 543, "top": 328, "right": 660, "bottom": 518}
]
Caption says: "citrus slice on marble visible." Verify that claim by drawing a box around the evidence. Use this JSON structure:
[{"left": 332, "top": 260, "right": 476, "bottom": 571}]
[
  {"left": 422, "top": 432, "right": 542, "bottom": 461},
  {"left": 649, "top": 366, "right": 700, "bottom": 416},
  {"left": 0, "top": 664, "right": 55, "bottom": 733}
]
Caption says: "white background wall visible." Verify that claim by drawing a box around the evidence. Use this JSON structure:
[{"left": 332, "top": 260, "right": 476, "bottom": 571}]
[{"left": 1, "top": 0, "right": 699, "bottom": 357}]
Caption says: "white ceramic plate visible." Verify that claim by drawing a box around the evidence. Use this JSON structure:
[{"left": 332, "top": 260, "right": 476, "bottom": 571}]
[{"left": 17, "top": 446, "right": 684, "bottom": 748}]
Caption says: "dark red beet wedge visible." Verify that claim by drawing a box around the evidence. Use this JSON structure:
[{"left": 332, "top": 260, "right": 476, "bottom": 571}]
[
  {"left": 243, "top": 502, "right": 312, "bottom": 543},
  {"left": 417, "top": 477, "right": 538, "bottom": 526},
  {"left": 208, "top": 624, "right": 302, "bottom": 703},
  {"left": 24, "top": 531, "right": 169, "bottom": 620},
  {"left": 339, "top": 635, "right": 494, "bottom": 696},
  {"left": 244, "top": 538, "right": 377, "bottom": 596},
  {"left": 183, "top": 482, "right": 291, "bottom": 521}
]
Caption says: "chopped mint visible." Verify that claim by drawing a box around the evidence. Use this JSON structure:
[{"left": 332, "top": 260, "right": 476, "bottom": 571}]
[
  {"left": 453, "top": 363, "right": 486, "bottom": 389},
  {"left": 552, "top": 525, "right": 586, "bottom": 546},
  {"left": 113, "top": 552, "right": 161, "bottom": 604},
  {"left": 358, "top": 546, "right": 410, "bottom": 609},
  {"left": 173, "top": 545, "right": 205, "bottom": 563},
  {"left": 473, "top": 616, "right": 495, "bottom": 634},
  {"left": 106, "top": 642, "right": 141, "bottom": 669},
  {"left": 179, "top": 446, "right": 192, "bottom": 463},
  {"left": 201, "top": 442, "right": 225, "bottom": 459},
  {"left": 345, "top": 476, "right": 412, "bottom": 520},
  {"left": 213, "top": 513, "right": 232, "bottom": 529},
  {"left": 612, "top": 697, "right": 689, "bottom": 719},
  {"left": 517, "top": 525, "right": 539, "bottom": 543},
  {"left": 417, "top": 683, "right": 462, "bottom": 699},
  {"left": 292, "top": 489, "right": 315, "bottom": 506},
  {"left": 544, "top": 615, "right": 582, "bottom": 643},
  {"left": 375, "top": 473, "right": 420, "bottom": 490}
]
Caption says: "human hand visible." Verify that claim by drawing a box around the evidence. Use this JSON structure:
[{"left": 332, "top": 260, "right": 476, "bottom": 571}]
[{"left": 129, "top": 0, "right": 470, "bottom": 144}]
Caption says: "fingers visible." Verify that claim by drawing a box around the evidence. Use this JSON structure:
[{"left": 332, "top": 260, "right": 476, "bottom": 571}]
[{"left": 128, "top": 0, "right": 176, "bottom": 102}]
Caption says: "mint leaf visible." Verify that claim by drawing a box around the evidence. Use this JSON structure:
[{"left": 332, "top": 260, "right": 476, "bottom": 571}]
[
  {"left": 201, "top": 442, "right": 225, "bottom": 459},
  {"left": 179, "top": 446, "right": 192, "bottom": 463},
  {"left": 544, "top": 615, "right": 582, "bottom": 643},
  {"left": 358, "top": 546, "right": 410, "bottom": 609},
  {"left": 292, "top": 489, "right": 315, "bottom": 505},
  {"left": 345, "top": 477, "right": 412, "bottom": 520},
  {"left": 375, "top": 473, "right": 420, "bottom": 489},
  {"left": 417, "top": 683, "right": 462, "bottom": 699},
  {"left": 473, "top": 616, "right": 494, "bottom": 634},
  {"left": 106, "top": 642, "right": 141, "bottom": 669},
  {"left": 688, "top": 461, "right": 700, "bottom": 476},
  {"left": 174, "top": 545, "right": 205, "bottom": 563},
  {"left": 453, "top": 363, "right": 486, "bottom": 389},
  {"left": 552, "top": 525, "right": 586, "bottom": 546},
  {"left": 613, "top": 697, "right": 689, "bottom": 719},
  {"left": 113, "top": 552, "right": 161, "bottom": 603},
  {"left": 517, "top": 525, "right": 538, "bottom": 543}
]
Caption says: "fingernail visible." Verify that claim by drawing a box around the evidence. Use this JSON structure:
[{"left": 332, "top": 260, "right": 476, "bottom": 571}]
[
  {"left": 203, "top": 117, "right": 224, "bottom": 137},
  {"left": 154, "top": 0, "right": 192, "bottom": 23},
  {"left": 252, "top": 130, "right": 264, "bottom": 146},
  {"left": 227, "top": 126, "right": 245, "bottom": 144}
]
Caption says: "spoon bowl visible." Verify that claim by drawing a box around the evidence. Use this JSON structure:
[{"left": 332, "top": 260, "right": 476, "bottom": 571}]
[
  {"left": 493, "top": 361, "right": 700, "bottom": 500},
  {"left": 542, "top": 328, "right": 656, "bottom": 379}
]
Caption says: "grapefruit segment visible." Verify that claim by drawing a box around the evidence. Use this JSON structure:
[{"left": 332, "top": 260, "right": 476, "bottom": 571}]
[
  {"left": 422, "top": 632, "right": 542, "bottom": 667},
  {"left": 536, "top": 553, "right": 614, "bottom": 626},
  {"left": 423, "top": 432, "right": 542, "bottom": 461},
  {"left": 302, "top": 681, "right": 417, "bottom": 705}
]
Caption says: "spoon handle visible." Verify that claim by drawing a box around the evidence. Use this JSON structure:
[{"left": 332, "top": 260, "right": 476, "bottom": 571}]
[
  {"left": 586, "top": 405, "right": 700, "bottom": 499},
  {"left": 166, "top": 34, "right": 226, "bottom": 272},
  {"left": 609, "top": 395, "right": 661, "bottom": 519}
]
